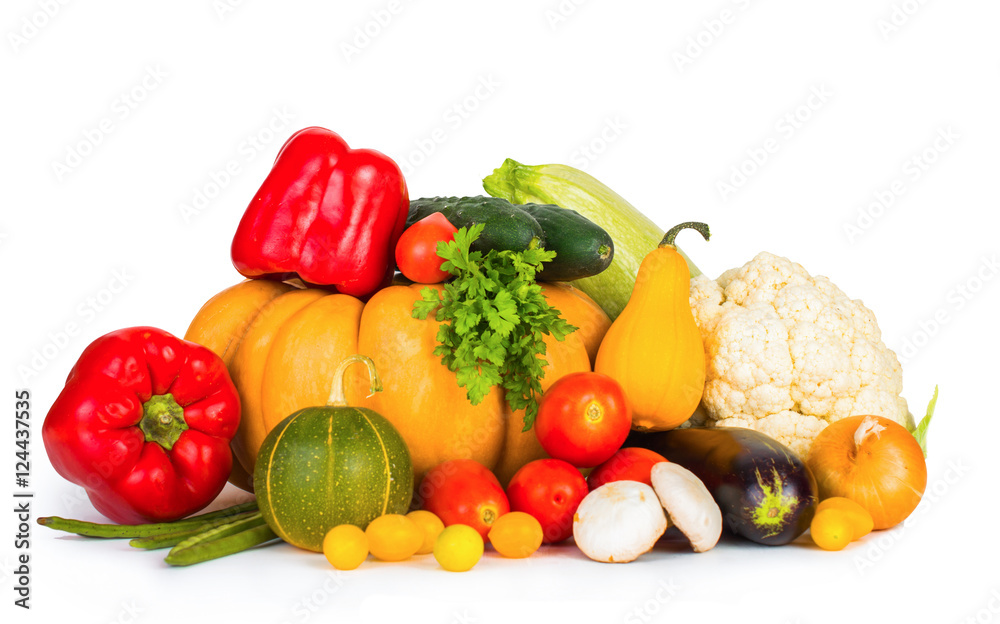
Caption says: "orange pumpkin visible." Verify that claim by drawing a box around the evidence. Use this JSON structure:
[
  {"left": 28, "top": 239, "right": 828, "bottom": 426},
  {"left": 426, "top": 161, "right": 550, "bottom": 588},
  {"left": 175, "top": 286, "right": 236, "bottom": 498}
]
[
  {"left": 186, "top": 279, "right": 610, "bottom": 489},
  {"left": 492, "top": 284, "right": 605, "bottom": 485},
  {"left": 536, "top": 282, "right": 611, "bottom": 368},
  {"left": 357, "top": 284, "right": 507, "bottom": 481}
]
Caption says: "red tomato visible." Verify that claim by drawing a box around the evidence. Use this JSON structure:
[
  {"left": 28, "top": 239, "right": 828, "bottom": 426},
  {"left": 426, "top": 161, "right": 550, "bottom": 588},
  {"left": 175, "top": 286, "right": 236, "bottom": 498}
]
[
  {"left": 506, "top": 459, "right": 588, "bottom": 543},
  {"left": 534, "top": 372, "right": 632, "bottom": 468},
  {"left": 586, "top": 447, "right": 668, "bottom": 490},
  {"left": 418, "top": 459, "right": 509, "bottom": 540},
  {"left": 394, "top": 213, "right": 458, "bottom": 284}
]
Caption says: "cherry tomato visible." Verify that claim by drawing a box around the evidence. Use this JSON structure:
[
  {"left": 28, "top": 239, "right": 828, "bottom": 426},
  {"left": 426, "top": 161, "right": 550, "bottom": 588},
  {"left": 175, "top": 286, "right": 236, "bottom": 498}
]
[
  {"left": 506, "top": 459, "right": 588, "bottom": 543},
  {"left": 534, "top": 372, "right": 632, "bottom": 468},
  {"left": 587, "top": 447, "right": 668, "bottom": 490},
  {"left": 488, "top": 512, "right": 543, "bottom": 558},
  {"left": 817, "top": 497, "right": 874, "bottom": 539},
  {"left": 364, "top": 514, "right": 423, "bottom": 562},
  {"left": 394, "top": 213, "right": 458, "bottom": 284},
  {"left": 810, "top": 509, "right": 854, "bottom": 551},
  {"left": 406, "top": 510, "right": 445, "bottom": 555},
  {"left": 434, "top": 524, "right": 483, "bottom": 572},
  {"left": 323, "top": 525, "right": 368, "bottom": 570},
  {"left": 418, "top": 459, "right": 509, "bottom": 540}
]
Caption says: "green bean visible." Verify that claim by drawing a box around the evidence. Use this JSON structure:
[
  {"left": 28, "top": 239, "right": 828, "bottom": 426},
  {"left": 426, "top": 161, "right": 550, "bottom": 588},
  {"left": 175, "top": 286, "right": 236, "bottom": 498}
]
[
  {"left": 37, "top": 501, "right": 258, "bottom": 539},
  {"left": 128, "top": 510, "right": 259, "bottom": 550},
  {"left": 164, "top": 513, "right": 278, "bottom": 566}
]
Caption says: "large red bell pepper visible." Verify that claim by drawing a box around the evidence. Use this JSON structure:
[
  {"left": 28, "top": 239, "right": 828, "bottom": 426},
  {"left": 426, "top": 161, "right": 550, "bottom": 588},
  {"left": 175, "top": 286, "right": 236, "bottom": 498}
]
[
  {"left": 42, "top": 327, "right": 240, "bottom": 524},
  {"left": 231, "top": 127, "right": 409, "bottom": 298}
]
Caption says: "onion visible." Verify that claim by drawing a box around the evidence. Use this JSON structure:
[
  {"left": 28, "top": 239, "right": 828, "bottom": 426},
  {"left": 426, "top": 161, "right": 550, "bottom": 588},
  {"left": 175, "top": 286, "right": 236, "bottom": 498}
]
[{"left": 807, "top": 415, "right": 927, "bottom": 530}]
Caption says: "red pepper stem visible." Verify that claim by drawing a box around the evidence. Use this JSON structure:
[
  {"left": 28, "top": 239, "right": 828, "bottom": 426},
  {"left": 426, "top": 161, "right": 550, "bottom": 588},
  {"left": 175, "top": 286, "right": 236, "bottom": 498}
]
[
  {"left": 326, "top": 354, "right": 383, "bottom": 407},
  {"left": 659, "top": 222, "right": 711, "bottom": 248},
  {"left": 139, "top": 393, "right": 188, "bottom": 451}
]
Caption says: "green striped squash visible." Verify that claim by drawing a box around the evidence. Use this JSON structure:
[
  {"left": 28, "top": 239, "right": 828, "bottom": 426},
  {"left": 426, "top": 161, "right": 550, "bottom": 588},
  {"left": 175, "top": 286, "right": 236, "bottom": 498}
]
[{"left": 253, "top": 355, "right": 413, "bottom": 552}]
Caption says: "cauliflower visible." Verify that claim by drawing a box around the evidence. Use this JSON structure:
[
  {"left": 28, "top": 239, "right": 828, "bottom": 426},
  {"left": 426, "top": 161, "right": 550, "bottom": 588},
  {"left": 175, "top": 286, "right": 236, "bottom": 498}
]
[{"left": 687, "top": 252, "right": 910, "bottom": 457}]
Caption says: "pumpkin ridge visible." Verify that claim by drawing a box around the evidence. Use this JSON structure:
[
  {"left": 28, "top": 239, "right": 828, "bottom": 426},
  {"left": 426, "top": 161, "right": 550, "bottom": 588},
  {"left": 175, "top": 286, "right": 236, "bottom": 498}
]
[
  {"left": 262, "top": 417, "right": 295, "bottom": 544},
  {"left": 359, "top": 409, "right": 393, "bottom": 516}
]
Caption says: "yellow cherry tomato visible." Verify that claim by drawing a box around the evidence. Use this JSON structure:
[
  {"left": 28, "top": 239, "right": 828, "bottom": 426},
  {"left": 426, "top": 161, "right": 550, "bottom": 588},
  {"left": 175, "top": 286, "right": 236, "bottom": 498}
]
[
  {"left": 434, "top": 524, "right": 484, "bottom": 572},
  {"left": 817, "top": 497, "right": 874, "bottom": 539},
  {"left": 811, "top": 509, "right": 854, "bottom": 551},
  {"left": 365, "top": 514, "right": 423, "bottom": 562},
  {"left": 407, "top": 510, "right": 445, "bottom": 555},
  {"left": 488, "top": 512, "right": 543, "bottom": 558},
  {"left": 323, "top": 525, "right": 368, "bottom": 570}
]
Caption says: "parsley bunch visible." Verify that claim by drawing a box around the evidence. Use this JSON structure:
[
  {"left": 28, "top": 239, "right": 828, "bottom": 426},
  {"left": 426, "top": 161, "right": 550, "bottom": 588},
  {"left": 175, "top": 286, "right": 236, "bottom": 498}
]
[{"left": 412, "top": 224, "right": 577, "bottom": 430}]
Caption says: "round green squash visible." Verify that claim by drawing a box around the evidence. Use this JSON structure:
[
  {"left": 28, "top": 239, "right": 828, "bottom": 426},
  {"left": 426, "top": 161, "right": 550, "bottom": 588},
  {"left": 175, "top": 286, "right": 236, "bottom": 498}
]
[{"left": 253, "top": 355, "right": 413, "bottom": 552}]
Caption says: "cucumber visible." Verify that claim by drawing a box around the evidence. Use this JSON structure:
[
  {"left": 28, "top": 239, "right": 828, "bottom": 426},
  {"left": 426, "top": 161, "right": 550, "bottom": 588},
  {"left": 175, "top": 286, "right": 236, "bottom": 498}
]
[
  {"left": 629, "top": 427, "right": 818, "bottom": 546},
  {"left": 407, "top": 196, "right": 545, "bottom": 253},
  {"left": 519, "top": 203, "right": 614, "bottom": 281},
  {"left": 408, "top": 196, "right": 614, "bottom": 281}
]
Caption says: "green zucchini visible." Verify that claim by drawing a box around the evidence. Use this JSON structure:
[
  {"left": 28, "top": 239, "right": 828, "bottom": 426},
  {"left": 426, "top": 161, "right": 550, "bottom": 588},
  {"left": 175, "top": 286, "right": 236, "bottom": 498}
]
[
  {"left": 407, "top": 196, "right": 545, "bottom": 254},
  {"left": 518, "top": 203, "right": 614, "bottom": 281},
  {"left": 629, "top": 427, "right": 818, "bottom": 546},
  {"left": 483, "top": 159, "right": 703, "bottom": 319}
]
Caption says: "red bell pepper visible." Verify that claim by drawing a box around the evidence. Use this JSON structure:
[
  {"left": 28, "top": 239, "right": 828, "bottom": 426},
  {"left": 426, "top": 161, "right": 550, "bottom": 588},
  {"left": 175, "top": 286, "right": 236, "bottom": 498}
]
[
  {"left": 231, "top": 127, "right": 409, "bottom": 298},
  {"left": 42, "top": 327, "right": 240, "bottom": 524}
]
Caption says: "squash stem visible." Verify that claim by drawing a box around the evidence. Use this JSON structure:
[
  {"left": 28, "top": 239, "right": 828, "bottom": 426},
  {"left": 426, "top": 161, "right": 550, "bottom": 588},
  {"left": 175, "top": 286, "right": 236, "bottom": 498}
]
[
  {"left": 327, "top": 354, "right": 383, "bottom": 406},
  {"left": 660, "top": 222, "right": 711, "bottom": 248}
]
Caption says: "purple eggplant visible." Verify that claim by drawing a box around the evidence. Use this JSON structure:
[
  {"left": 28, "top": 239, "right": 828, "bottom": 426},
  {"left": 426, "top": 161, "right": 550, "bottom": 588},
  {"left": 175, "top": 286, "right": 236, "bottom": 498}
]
[{"left": 629, "top": 427, "right": 818, "bottom": 546}]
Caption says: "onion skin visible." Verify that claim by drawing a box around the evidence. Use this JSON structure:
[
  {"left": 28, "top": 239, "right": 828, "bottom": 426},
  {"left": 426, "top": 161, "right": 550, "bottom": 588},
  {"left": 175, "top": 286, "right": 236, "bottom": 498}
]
[{"left": 807, "top": 416, "right": 927, "bottom": 530}]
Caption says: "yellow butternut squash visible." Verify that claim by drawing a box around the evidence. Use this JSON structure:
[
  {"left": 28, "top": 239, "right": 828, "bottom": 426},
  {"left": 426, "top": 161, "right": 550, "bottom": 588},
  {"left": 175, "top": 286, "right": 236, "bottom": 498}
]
[{"left": 595, "top": 222, "right": 710, "bottom": 431}]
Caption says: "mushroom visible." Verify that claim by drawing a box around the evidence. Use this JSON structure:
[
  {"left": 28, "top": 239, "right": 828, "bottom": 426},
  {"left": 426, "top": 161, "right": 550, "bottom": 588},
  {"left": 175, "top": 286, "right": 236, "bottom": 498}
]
[
  {"left": 649, "top": 462, "right": 723, "bottom": 553},
  {"left": 572, "top": 481, "right": 667, "bottom": 563}
]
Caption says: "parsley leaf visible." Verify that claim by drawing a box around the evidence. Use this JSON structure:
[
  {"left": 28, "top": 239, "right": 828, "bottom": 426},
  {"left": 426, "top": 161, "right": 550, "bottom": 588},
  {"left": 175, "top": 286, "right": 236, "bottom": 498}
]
[{"left": 411, "top": 224, "right": 577, "bottom": 431}]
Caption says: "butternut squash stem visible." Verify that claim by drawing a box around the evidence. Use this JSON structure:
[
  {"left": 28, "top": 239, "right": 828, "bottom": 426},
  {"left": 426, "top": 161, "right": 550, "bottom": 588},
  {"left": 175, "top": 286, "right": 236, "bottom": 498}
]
[
  {"left": 327, "top": 354, "right": 383, "bottom": 406},
  {"left": 660, "top": 222, "right": 711, "bottom": 248}
]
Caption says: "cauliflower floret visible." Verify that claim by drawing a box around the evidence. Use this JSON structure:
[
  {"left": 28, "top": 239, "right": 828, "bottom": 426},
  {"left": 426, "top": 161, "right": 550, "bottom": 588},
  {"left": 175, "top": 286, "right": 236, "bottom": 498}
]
[{"left": 689, "top": 252, "right": 909, "bottom": 457}]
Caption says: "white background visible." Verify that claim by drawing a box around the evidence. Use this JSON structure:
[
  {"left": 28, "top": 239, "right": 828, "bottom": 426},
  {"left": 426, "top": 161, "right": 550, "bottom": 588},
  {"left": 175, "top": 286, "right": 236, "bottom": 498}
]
[{"left": 3, "top": 1, "right": 998, "bottom": 623}]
